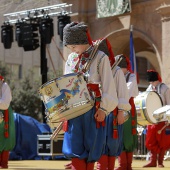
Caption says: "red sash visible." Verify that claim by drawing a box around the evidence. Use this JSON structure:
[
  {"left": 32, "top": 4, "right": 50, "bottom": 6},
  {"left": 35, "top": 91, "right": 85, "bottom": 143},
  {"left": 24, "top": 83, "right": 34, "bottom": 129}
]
[
  {"left": 129, "top": 97, "right": 137, "bottom": 135},
  {"left": 4, "top": 109, "right": 9, "bottom": 138}
]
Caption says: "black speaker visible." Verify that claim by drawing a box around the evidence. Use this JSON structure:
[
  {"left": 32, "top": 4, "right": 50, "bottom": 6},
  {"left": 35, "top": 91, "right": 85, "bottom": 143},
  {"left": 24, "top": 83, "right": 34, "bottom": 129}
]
[{"left": 21, "top": 23, "right": 39, "bottom": 51}]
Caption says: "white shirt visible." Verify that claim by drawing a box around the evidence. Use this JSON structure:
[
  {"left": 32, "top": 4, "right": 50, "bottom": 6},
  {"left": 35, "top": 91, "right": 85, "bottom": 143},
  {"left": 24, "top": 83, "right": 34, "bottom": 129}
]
[
  {"left": 0, "top": 82, "right": 12, "bottom": 110},
  {"left": 146, "top": 83, "right": 170, "bottom": 106},
  {"left": 65, "top": 51, "right": 118, "bottom": 114},
  {"left": 113, "top": 66, "right": 131, "bottom": 111},
  {"left": 125, "top": 71, "right": 139, "bottom": 98}
]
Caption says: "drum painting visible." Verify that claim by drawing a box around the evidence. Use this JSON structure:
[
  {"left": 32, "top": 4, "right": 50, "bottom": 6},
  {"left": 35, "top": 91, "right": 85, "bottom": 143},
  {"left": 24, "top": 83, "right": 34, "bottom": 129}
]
[
  {"left": 38, "top": 73, "right": 94, "bottom": 123},
  {"left": 134, "top": 91, "right": 163, "bottom": 126}
]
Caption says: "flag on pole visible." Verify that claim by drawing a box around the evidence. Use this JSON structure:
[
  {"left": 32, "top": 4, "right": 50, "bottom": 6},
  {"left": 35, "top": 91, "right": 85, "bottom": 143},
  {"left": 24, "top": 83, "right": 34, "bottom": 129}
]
[{"left": 130, "top": 25, "right": 139, "bottom": 83}]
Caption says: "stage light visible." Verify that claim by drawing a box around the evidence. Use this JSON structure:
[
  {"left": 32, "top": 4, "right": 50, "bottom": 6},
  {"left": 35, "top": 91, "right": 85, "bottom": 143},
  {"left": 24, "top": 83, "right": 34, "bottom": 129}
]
[
  {"left": 1, "top": 23, "right": 13, "bottom": 49},
  {"left": 15, "top": 22, "right": 23, "bottom": 47},
  {"left": 39, "top": 17, "right": 54, "bottom": 44},
  {"left": 21, "top": 23, "right": 39, "bottom": 51},
  {"left": 57, "top": 15, "right": 71, "bottom": 41}
]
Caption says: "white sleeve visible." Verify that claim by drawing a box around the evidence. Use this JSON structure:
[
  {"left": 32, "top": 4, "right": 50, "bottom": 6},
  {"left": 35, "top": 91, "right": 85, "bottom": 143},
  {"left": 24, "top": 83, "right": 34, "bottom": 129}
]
[
  {"left": 64, "top": 53, "right": 79, "bottom": 74},
  {"left": 161, "top": 84, "right": 170, "bottom": 105},
  {"left": 99, "top": 55, "right": 118, "bottom": 114},
  {"left": 64, "top": 55, "right": 72, "bottom": 74},
  {"left": 165, "top": 88, "right": 170, "bottom": 105},
  {"left": 114, "top": 67, "right": 131, "bottom": 111},
  {"left": 127, "top": 73, "right": 139, "bottom": 98},
  {"left": 0, "top": 82, "right": 12, "bottom": 110}
]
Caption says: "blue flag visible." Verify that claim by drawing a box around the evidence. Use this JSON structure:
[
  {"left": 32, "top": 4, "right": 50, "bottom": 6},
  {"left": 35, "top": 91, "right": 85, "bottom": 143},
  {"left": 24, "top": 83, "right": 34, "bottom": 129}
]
[{"left": 130, "top": 26, "right": 138, "bottom": 83}]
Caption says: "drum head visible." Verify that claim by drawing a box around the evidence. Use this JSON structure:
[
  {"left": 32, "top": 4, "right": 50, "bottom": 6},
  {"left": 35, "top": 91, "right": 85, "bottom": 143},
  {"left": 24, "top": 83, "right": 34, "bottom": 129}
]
[{"left": 146, "top": 91, "right": 162, "bottom": 124}]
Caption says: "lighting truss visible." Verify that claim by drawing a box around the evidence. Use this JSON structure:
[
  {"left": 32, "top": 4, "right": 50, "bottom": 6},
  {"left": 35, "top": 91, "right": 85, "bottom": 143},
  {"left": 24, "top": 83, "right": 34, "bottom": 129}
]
[
  {"left": 3, "top": 3, "right": 72, "bottom": 24},
  {"left": 2, "top": 2, "right": 73, "bottom": 123}
]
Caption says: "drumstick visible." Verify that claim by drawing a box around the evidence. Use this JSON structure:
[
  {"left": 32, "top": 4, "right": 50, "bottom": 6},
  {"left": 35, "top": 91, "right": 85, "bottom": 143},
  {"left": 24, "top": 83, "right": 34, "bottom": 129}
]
[
  {"left": 83, "top": 39, "right": 102, "bottom": 72},
  {"left": 157, "top": 122, "right": 169, "bottom": 134},
  {"left": 111, "top": 55, "right": 123, "bottom": 71},
  {"left": 50, "top": 121, "right": 64, "bottom": 140}
]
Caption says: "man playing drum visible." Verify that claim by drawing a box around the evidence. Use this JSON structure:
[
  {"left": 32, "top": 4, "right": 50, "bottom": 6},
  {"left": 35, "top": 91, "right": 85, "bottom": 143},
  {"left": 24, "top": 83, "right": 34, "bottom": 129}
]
[
  {"left": 143, "top": 70, "right": 170, "bottom": 168},
  {"left": 95, "top": 39, "right": 131, "bottom": 170},
  {"left": 114, "top": 54, "right": 139, "bottom": 170},
  {"left": 62, "top": 22, "right": 118, "bottom": 170}
]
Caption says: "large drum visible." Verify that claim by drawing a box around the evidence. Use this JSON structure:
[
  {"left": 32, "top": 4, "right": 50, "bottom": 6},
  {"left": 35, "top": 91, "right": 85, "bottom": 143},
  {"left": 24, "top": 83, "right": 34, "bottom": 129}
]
[
  {"left": 38, "top": 73, "right": 94, "bottom": 124},
  {"left": 134, "top": 91, "right": 163, "bottom": 126}
]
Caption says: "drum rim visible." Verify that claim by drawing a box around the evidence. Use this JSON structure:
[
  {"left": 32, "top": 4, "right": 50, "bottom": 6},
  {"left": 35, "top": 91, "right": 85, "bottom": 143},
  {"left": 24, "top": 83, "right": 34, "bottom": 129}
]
[
  {"left": 136, "top": 91, "right": 163, "bottom": 126},
  {"left": 145, "top": 91, "right": 163, "bottom": 124},
  {"left": 39, "top": 73, "right": 79, "bottom": 90}
]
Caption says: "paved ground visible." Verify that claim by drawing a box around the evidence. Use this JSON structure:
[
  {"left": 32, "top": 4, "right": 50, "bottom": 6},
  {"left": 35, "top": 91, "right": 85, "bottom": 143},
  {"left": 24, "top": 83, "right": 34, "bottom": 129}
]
[{"left": 7, "top": 159, "right": 170, "bottom": 170}]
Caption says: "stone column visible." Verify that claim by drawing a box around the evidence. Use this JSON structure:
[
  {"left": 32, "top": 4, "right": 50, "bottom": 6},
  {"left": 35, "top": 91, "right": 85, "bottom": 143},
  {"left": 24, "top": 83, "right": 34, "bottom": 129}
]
[{"left": 156, "top": 4, "right": 170, "bottom": 86}]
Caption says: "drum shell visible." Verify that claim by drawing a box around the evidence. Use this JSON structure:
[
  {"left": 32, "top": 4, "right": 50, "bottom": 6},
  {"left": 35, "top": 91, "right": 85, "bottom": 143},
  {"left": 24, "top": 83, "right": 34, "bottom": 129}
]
[{"left": 38, "top": 73, "right": 94, "bottom": 123}]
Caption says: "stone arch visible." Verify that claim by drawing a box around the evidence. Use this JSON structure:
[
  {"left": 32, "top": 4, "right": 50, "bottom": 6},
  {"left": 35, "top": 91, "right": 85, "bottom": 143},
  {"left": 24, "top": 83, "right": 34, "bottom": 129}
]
[
  {"left": 106, "top": 28, "right": 162, "bottom": 73},
  {"left": 137, "top": 51, "right": 160, "bottom": 74}
]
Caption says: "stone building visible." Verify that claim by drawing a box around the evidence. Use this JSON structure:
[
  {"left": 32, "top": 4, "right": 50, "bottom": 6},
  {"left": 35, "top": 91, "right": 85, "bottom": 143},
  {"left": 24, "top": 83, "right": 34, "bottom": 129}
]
[
  {"left": 67, "top": 0, "right": 170, "bottom": 91},
  {"left": 0, "top": 0, "right": 170, "bottom": 91}
]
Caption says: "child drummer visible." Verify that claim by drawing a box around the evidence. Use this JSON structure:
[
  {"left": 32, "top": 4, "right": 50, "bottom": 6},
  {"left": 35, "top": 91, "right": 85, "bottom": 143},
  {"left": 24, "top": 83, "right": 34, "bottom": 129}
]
[{"left": 62, "top": 22, "right": 118, "bottom": 170}]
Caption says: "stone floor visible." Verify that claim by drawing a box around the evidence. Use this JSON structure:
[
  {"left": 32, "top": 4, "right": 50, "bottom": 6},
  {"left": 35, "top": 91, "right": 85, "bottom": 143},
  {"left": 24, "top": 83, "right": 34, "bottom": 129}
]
[{"left": 7, "top": 159, "right": 170, "bottom": 170}]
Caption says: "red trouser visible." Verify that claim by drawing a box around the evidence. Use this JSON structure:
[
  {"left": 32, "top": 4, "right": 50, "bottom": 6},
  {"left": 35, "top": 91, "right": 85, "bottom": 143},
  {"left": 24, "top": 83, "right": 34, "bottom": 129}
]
[{"left": 145, "top": 122, "right": 170, "bottom": 153}]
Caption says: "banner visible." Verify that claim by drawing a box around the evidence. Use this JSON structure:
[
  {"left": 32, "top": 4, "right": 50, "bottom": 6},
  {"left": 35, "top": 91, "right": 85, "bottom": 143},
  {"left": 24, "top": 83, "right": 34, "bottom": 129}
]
[{"left": 97, "top": 0, "right": 131, "bottom": 18}]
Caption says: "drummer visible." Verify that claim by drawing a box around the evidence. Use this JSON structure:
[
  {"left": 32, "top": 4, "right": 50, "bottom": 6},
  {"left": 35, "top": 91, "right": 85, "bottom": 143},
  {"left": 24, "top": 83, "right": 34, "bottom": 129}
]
[
  {"left": 114, "top": 54, "right": 139, "bottom": 170},
  {"left": 95, "top": 39, "right": 131, "bottom": 170},
  {"left": 62, "top": 22, "right": 118, "bottom": 170},
  {"left": 143, "top": 70, "right": 170, "bottom": 168}
]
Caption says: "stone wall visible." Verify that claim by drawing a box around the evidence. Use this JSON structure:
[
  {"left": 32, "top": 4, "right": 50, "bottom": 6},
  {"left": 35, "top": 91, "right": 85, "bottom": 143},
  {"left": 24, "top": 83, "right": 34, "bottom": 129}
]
[{"left": 0, "top": 0, "right": 170, "bottom": 88}]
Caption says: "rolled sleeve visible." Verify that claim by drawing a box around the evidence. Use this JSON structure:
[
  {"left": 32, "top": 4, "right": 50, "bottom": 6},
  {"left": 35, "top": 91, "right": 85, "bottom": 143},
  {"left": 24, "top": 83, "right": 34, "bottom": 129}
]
[{"left": 118, "top": 98, "right": 131, "bottom": 111}]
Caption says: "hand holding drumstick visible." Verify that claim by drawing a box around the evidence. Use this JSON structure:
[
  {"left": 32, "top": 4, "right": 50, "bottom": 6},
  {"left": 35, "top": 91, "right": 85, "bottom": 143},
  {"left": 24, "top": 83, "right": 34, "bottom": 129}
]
[{"left": 157, "top": 121, "right": 169, "bottom": 134}]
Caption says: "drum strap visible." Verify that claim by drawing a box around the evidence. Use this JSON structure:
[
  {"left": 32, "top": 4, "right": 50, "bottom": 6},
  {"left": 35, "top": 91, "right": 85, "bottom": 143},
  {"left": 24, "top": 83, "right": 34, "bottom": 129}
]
[
  {"left": 126, "top": 72, "right": 131, "bottom": 82},
  {"left": 157, "top": 83, "right": 167, "bottom": 95},
  {"left": 157, "top": 83, "right": 162, "bottom": 94},
  {"left": 129, "top": 97, "right": 137, "bottom": 135}
]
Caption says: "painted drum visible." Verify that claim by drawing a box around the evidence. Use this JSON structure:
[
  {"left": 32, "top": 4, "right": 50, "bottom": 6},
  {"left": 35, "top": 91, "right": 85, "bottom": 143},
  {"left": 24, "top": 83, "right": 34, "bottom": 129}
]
[{"left": 38, "top": 73, "right": 94, "bottom": 124}]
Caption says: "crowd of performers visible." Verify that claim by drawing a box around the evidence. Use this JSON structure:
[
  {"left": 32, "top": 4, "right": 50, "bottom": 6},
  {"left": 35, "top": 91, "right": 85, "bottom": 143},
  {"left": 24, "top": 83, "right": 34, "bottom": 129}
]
[
  {"left": 0, "top": 21, "right": 170, "bottom": 170},
  {"left": 61, "top": 21, "right": 170, "bottom": 170}
]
